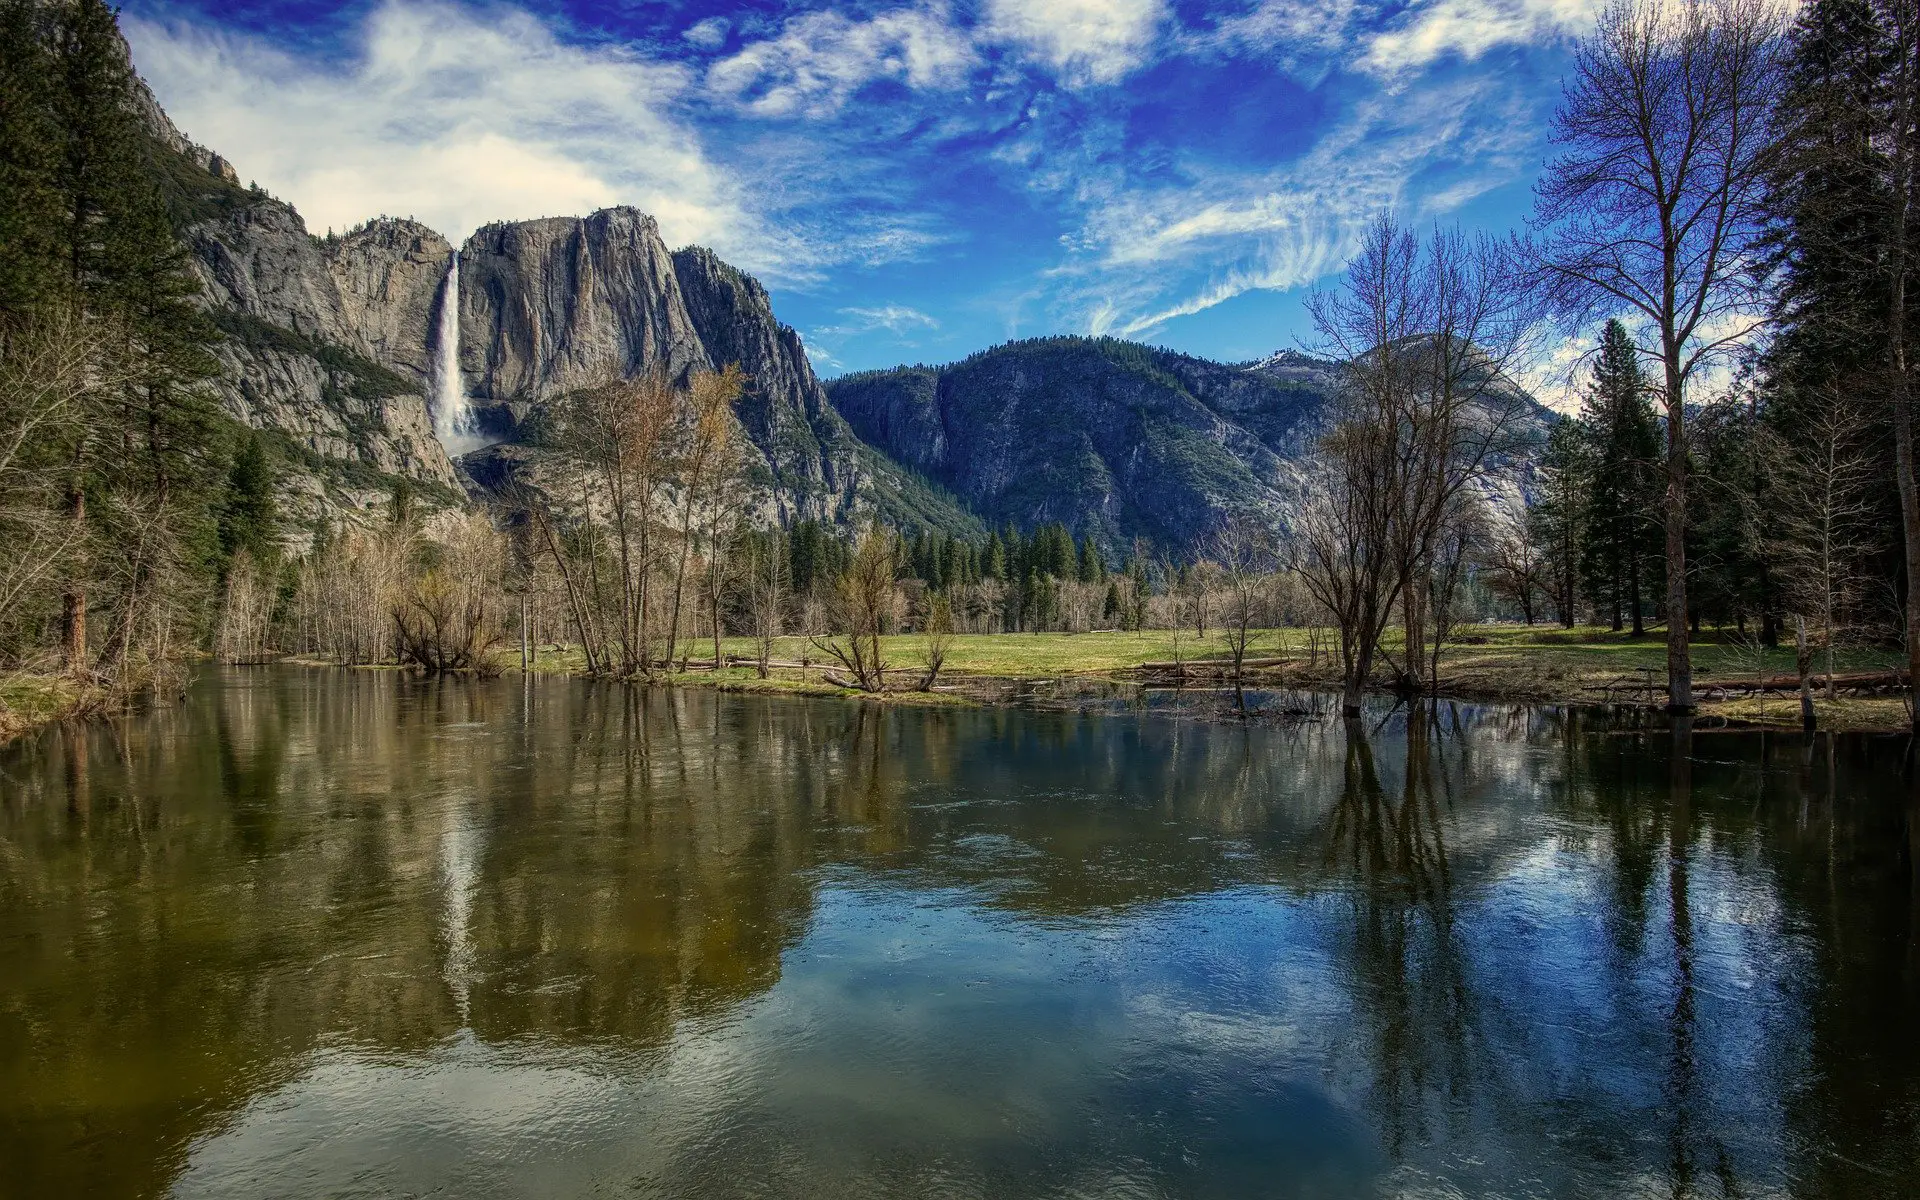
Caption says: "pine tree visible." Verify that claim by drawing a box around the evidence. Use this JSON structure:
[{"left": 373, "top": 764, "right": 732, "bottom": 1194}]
[
  {"left": 1531, "top": 419, "right": 1591, "bottom": 628},
  {"left": 1076, "top": 536, "right": 1103, "bottom": 583},
  {"left": 1766, "top": 0, "right": 1891, "bottom": 400},
  {"left": 218, "top": 431, "right": 279, "bottom": 569},
  {"left": 1577, "top": 321, "right": 1664, "bottom": 634},
  {"left": 0, "top": 0, "right": 62, "bottom": 318}
]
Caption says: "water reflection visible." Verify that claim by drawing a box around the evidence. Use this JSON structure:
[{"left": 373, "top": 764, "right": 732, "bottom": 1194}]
[{"left": 0, "top": 671, "right": 1915, "bottom": 1197}]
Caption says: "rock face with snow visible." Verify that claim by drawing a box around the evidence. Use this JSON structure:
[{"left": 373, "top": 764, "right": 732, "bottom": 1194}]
[
  {"left": 825, "top": 339, "right": 1336, "bottom": 551},
  {"left": 826, "top": 338, "right": 1551, "bottom": 553}
]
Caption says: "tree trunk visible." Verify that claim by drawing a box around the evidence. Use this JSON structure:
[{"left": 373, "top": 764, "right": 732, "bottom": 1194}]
[
  {"left": 1663, "top": 355, "right": 1693, "bottom": 711},
  {"left": 60, "top": 485, "right": 85, "bottom": 676},
  {"left": 1893, "top": 235, "right": 1920, "bottom": 732},
  {"left": 1796, "top": 615, "right": 1815, "bottom": 733},
  {"left": 1890, "top": 17, "right": 1917, "bottom": 732},
  {"left": 1342, "top": 634, "right": 1374, "bottom": 717}
]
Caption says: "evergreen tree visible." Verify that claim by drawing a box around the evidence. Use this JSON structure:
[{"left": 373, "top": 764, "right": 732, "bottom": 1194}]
[
  {"left": 1531, "top": 419, "right": 1590, "bottom": 628},
  {"left": 982, "top": 531, "right": 1006, "bottom": 580},
  {"left": 0, "top": 0, "right": 62, "bottom": 317},
  {"left": 1766, "top": 0, "right": 1891, "bottom": 401},
  {"left": 1576, "top": 321, "right": 1664, "bottom": 634},
  {"left": 218, "top": 431, "right": 279, "bottom": 568},
  {"left": 1076, "top": 536, "right": 1103, "bottom": 584}
]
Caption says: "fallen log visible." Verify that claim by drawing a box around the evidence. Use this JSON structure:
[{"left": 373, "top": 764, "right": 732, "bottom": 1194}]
[
  {"left": 1699, "top": 670, "right": 1906, "bottom": 695},
  {"left": 1136, "top": 657, "right": 1293, "bottom": 672}
]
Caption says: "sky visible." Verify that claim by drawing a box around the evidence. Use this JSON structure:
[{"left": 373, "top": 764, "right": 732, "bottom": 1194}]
[{"left": 121, "top": 0, "right": 1604, "bottom": 379}]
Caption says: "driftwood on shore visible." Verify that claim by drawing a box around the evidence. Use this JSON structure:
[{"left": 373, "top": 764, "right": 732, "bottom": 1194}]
[{"left": 1583, "top": 669, "right": 1908, "bottom": 701}]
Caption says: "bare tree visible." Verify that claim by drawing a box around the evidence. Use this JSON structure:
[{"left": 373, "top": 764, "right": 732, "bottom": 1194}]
[
  {"left": 1535, "top": 0, "right": 1787, "bottom": 709},
  {"left": 558, "top": 370, "right": 676, "bottom": 675},
  {"left": 745, "top": 535, "right": 787, "bottom": 679},
  {"left": 1764, "top": 399, "right": 1875, "bottom": 699},
  {"left": 1480, "top": 512, "right": 1545, "bottom": 625},
  {"left": 920, "top": 593, "right": 953, "bottom": 691},
  {"left": 812, "top": 525, "right": 894, "bottom": 692},
  {"left": 391, "top": 513, "right": 509, "bottom": 675},
  {"left": 1209, "top": 514, "right": 1270, "bottom": 714},
  {"left": 1302, "top": 216, "right": 1538, "bottom": 713},
  {"left": 1424, "top": 494, "right": 1486, "bottom": 693},
  {"left": 215, "top": 550, "right": 274, "bottom": 663},
  {"left": 0, "top": 304, "right": 118, "bottom": 642},
  {"left": 665, "top": 365, "right": 745, "bottom": 669}
]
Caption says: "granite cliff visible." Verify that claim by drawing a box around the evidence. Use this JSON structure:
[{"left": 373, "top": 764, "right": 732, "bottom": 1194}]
[
  {"left": 450, "top": 210, "right": 970, "bottom": 530},
  {"left": 826, "top": 340, "right": 1548, "bottom": 553},
  {"left": 130, "top": 33, "right": 1539, "bottom": 556}
]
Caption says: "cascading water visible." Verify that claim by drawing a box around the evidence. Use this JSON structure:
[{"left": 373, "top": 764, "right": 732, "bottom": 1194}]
[{"left": 433, "top": 252, "right": 473, "bottom": 451}]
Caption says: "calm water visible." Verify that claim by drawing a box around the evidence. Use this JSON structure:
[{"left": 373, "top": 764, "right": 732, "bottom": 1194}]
[{"left": 2, "top": 670, "right": 1917, "bottom": 1199}]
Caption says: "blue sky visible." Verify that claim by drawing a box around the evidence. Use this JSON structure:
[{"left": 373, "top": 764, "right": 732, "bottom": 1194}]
[{"left": 122, "top": 0, "right": 1601, "bottom": 377}]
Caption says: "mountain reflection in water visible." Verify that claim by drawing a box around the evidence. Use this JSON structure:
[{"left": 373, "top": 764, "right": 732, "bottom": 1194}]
[{"left": 1, "top": 668, "right": 1916, "bottom": 1198}]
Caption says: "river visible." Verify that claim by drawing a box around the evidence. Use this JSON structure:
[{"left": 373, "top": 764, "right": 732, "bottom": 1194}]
[{"left": 1, "top": 667, "right": 1916, "bottom": 1197}]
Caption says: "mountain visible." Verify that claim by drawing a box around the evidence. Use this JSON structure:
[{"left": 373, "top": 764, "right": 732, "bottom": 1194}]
[
  {"left": 129, "top": 40, "right": 975, "bottom": 538},
  {"left": 824, "top": 339, "right": 1304, "bottom": 551},
  {"left": 126, "top": 29, "right": 1540, "bottom": 557},
  {"left": 825, "top": 337, "right": 1551, "bottom": 552},
  {"left": 146, "top": 104, "right": 462, "bottom": 524},
  {"left": 450, "top": 210, "right": 977, "bottom": 532}
]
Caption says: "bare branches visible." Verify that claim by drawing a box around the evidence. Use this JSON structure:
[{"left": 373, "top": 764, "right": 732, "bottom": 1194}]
[
  {"left": 1302, "top": 215, "right": 1542, "bottom": 713},
  {"left": 1536, "top": 0, "right": 1788, "bottom": 709},
  {"left": 811, "top": 525, "right": 895, "bottom": 692}
]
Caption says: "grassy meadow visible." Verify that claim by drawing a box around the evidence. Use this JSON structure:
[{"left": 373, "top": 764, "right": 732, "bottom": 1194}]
[{"left": 501, "top": 624, "right": 1911, "bottom": 730}]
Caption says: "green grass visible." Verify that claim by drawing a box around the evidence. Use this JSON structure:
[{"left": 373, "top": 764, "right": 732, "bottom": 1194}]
[
  {"left": 0, "top": 672, "right": 84, "bottom": 743},
  {"left": 504, "top": 624, "right": 1909, "bottom": 728}
]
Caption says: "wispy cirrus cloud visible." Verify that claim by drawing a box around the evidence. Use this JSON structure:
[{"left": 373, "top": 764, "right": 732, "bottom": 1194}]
[
  {"left": 840, "top": 304, "right": 940, "bottom": 333},
  {"left": 706, "top": 5, "right": 977, "bottom": 117},
  {"left": 1361, "top": 0, "right": 1602, "bottom": 76},
  {"left": 983, "top": 0, "right": 1167, "bottom": 85},
  {"left": 1058, "top": 76, "right": 1534, "bottom": 339}
]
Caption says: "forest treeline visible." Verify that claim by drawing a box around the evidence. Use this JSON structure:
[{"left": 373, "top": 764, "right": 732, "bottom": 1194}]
[
  {"left": 2, "top": 0, "right": 1917, "bottom": 729},
  {"left": 0, "top": 0, "right": 281, "bottom": 706}
]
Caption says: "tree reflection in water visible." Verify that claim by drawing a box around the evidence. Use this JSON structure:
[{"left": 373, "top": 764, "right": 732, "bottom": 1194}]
[{"left": 0, "top": 670, "right": 1916, "bottom": 1197}]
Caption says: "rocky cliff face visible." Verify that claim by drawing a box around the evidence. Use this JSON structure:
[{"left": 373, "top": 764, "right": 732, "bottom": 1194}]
[
  {"left": 327, "top": 219, "right": 452, "bottom": 388},
  {"left": 181, "top": 192, "right": 460, "bottom": 513},
  {"left": 828, "top": 338, "right": 1548, "bottom": 553},
  {"left": 137, "top": 64, "right": 459, "bottom": 525},
  {"left": 825, "top": 338, "right": 1323, "bottom": 551},
  {"left": 452, "top": 209, "right": 975, "bottom": 532},
  {"left": 460, "top": 209, "right": 706, "bottom": 403}
]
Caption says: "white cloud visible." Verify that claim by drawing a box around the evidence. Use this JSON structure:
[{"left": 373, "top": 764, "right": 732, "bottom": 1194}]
[
  {"left": 1062, "top": 80, "right": 1532, "bottom": 337},
  {"left": 1189, "top": 0, "right": 1358, "bottom": 77},
  {"left": 841, "top": 304, "right": 940, "bottom": 332},
  {"left": 984, "top": 0, "right": 1166, "bottom": 85},
  {"left": 682, "top": 16, "right": 730, "bottom": 50},
  {"left": 707, "top": 6, "right": 977, "bottom": 118},
  {"left": 124, "top": 0, "right": 815, "bottom": 280},
  {"left": 1361, "top": 0, "right": 1601, "bottom": 76}
]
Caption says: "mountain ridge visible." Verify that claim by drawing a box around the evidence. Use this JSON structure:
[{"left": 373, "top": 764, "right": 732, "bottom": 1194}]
[{"left": 123, "top": 23, "right": 1546, "bottom": 556}]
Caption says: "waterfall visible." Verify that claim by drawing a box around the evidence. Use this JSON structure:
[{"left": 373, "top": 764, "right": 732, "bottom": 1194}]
[{"left": 433, "top": 252, "right": 471, "bottom": 449}]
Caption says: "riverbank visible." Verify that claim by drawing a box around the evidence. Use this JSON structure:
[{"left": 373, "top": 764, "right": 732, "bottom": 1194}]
[
  {"left": 5, "top": 625, "right": 1908, "bottom": 746},
  {"left": 504, "top": 625, "right": 1914, "bottom": 732},
  {"left": 0, "top": 672, "right": 113, "bottom": 745}
]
